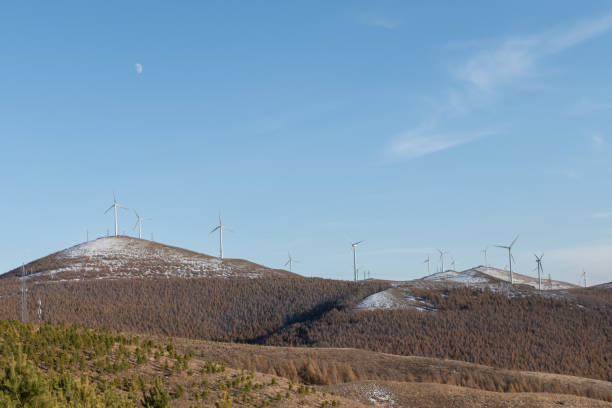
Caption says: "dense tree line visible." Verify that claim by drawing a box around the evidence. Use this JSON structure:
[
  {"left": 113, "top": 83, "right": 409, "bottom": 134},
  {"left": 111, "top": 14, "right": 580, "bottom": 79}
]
[
  {"left": 0, "top": 276, "right": 609, "bottom": 383},
  {"left": 261, "top": 287, "right": 612, "bottom": 382},
  {"left": 0, "top": 277, "right": 387, "bottom": 342}
]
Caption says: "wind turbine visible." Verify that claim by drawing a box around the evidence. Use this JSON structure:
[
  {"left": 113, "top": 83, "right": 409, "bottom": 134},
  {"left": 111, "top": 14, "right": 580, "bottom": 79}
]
[
  {"left": 351, "top": 240, "right": 364, "bottom": 282},
  {"left": 284, "top": 252, "right": 298, "bottom": 273},
  {"left": 450, "top": 259, "right": 457, "bottom": 271},
  {"left": 104, "top": 192, "right": 128, "bottom": 237},
  {"left": 495, "top": 235, "right": 519, "bottom": 284},
  {"left": 424, "top": 256, "right": 431, "bottom": 275},
  {"left": 133, "top": 210, "right": 151, "bottom": 240},
  {"left": 481, "top": 247, "right": 489, "bottom": 269},
  {"left": 534, "top": 253, "right": 544, "bottom": 291},
  {"left": 437, "top": 249, "right": 448, "bottom": 273},
  {"left": 210, "top": 212, "right": 231, "bottom": 259},
  {"left": 581, "top": 269, "right": 587, "bottom": 288}
]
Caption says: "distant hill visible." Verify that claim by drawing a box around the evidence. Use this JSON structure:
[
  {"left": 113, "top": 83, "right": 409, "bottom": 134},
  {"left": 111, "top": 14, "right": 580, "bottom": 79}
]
[
  {"left": 422, "top": 265, "right": 578, "bottom": 290},
  {"left": 1, "top": 236, "right": 296, "bottom": 282}
]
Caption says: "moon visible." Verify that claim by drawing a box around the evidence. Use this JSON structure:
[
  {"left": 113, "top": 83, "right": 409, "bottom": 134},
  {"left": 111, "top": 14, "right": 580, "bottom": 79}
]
[{"left": 135, "top": 63, "right": 143, "bottom": 74}]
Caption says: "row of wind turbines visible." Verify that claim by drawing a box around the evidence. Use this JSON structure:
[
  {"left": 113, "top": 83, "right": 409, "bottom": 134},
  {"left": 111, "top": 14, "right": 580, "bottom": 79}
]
[
  {"left": 103, "top": 193, "right": 587, "bottom": 287},
  {"left": 104, "top": 192, "right": 231, "bottom": 259}
]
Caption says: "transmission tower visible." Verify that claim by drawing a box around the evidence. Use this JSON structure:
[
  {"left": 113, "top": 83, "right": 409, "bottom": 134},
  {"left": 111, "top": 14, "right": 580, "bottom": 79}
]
[{"left": 21, "top": 265, "right": 27, "bottom": 323}]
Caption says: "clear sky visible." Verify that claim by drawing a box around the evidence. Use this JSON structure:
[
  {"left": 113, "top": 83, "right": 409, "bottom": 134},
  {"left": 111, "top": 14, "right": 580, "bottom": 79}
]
[{"left": 1, "top": 1, "right": 611, "bottom": 285}]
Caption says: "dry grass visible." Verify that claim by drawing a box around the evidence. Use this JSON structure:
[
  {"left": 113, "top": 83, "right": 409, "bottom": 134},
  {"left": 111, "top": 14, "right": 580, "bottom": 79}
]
[
  {"left": 159, "top": 336, "right": 612, "bottom": 403},
  {"left": 325, "top": 381, "right": 612, "bottom": 408}
]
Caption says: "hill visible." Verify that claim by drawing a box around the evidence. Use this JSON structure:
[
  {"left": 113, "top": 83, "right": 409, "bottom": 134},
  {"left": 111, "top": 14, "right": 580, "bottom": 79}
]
[
  {"left": 1, "top": 319, "right": 610, "bottom": 407},
  {"left": 2, "top": 236, "right": 296, "bottom": 282},
  {"left": 422, "top": 266, "right": 578, "bottom": 290},
  {"left": 0, "top": 239, "right": 609, "bottom": 390}
]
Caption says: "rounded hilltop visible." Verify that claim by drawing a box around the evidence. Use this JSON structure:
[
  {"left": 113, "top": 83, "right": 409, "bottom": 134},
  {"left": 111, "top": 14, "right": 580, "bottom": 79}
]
[{"left": 1, "top": 236, "right": 297, "bottom": 283}]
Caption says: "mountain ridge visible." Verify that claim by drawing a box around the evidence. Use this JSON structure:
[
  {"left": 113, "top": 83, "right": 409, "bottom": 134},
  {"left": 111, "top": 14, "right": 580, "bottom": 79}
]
[{"left": 1, "top": 236, "right": 297, "bottom": 282}]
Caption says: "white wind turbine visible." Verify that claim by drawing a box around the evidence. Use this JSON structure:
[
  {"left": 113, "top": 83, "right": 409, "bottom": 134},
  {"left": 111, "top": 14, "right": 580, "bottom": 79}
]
[
  {"left": 450, "top": 259, "right": 457, "bottom": 271},
  {"left": 437, "top": 249, "right": 448, "bottom": 273},
  {"left": 284, "top": 251, "right": 299, "bottom": 273},
  {"left": 495, "top": 235, "right": 519, "bottom": 284},
  {"left": 481, "top": 247, "right": 489, "bottom": 269},
  {"left": 133, "top": 210, "right": 151, "bottom": 240},
  {"left": 534, "top": 253, "right": 544, "bottom": 291},
  {"left": 424, "top": 256, "right": 431, "bottom": 275},
  {"left": 104, "top": 192, "right": 128, "bottom": 237},
  {"left": 210, "top": 212, "right": 231, "bottom": 259},
  {"left": 350, "top": 240, "right": 364, "bottom": 282}
]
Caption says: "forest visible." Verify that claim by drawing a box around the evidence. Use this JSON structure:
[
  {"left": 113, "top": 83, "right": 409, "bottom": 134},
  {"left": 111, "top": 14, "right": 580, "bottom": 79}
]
[{"left": 0, "top": 276, "right": 609, "bottom": 383}]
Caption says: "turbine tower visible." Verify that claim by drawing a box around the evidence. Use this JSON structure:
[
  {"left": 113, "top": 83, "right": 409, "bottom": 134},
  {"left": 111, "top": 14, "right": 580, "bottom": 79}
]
[
  {"left": 284, "top": 252, "right": 299, "bottom": 273},
  {"left": 351, "top": 240, "right": 364, "bottom": 282},
  {"left": 133, "top": 210, "right": 151, "bottom": 239},
  {"left": 424, "top": 256, "right": 431, "bottom": 275},
  {"left": 104, "top": 192, "right": 128, "bottom": 237},
  {"left": 210, "top": 212, "right": 231, "bottom": 259},
  {"left": 21, "top": 265, "right": 27, "bottom": 323},
  {"left": 534, "top": 253, "right": 544, "bottom": 291},
  {"left": 437, "top": 249, "right": 448, "bottom": 273},
  {"left": 581, "top": 269, "right": 587, "bottom": 288},
  {"left": 495, "top": 235, "right": 519, "bottom": 284},
  {"left": 481, "top": 247, "right": 488, "bottom": 269}
]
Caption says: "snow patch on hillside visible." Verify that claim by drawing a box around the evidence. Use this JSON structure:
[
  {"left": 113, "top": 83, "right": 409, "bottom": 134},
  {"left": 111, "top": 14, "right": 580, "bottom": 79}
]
[{"left": 355, "top": 288, "right": 436, "bottom": 312}]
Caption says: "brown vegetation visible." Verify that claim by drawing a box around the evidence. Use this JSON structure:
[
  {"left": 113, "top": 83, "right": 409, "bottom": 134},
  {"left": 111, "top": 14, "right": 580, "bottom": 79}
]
[{"left": 262, "top": 286, "right": 612, "bottom": 382}]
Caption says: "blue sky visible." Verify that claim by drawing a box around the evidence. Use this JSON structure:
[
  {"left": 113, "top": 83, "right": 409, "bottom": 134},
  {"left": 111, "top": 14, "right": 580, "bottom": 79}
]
[{"left": 1, "top": 1, "right": 611, "bottom": 284}]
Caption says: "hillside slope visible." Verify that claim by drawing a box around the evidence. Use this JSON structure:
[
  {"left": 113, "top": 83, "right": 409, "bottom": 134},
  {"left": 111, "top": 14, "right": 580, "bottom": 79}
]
[
  {"left": 2, "top": 236, "right": 296, "bottom": 282},
  {"left": 422, "top": 266, "right": 578, "bottom": 290}
]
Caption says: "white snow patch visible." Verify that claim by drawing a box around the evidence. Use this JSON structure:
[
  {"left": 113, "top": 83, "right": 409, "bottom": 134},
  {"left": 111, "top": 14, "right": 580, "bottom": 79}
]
[
  {"left": 356, "top": 290, "right": 397, "bottom": 310},
  {"left": 355, "top": 288, "right": 436, "bottom": 312}
]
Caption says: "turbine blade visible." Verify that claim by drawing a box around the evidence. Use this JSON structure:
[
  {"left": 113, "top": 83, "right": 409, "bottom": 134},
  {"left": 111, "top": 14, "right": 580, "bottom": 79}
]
[
  {"left": 510, "top": 234, "right": 519, "bottom": 248},
  {"left": 104, "top": 205, "right": 114, "bottom": 214},
  {"left": 134, "top": 209, "right": 139, "bottom": 218},
  {"left": 210, "top": 226, "right": 220, "bottom": 234}
]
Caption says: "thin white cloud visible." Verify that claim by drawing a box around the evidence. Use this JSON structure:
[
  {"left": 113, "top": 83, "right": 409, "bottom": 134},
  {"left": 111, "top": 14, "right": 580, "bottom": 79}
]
[
  {"left": 592, "top": 212, "right": 612, "bottom": 219},
  {"left": 592, "top": 133, "right": 606, "bottom": 146},
  {"left": 387, "top": 123, "right": 496, "bottom": 160},
  {"left": 135, "top": 63, "right": 143, "bottom": 74},
  {"left": 455, "top": 13, "right": 612, "bottom": 91}
]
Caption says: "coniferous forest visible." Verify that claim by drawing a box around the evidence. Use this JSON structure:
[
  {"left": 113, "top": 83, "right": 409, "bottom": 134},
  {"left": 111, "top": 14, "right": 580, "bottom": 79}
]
[{"left": 0, "top": 277, "right": 609, "bottom": 383}]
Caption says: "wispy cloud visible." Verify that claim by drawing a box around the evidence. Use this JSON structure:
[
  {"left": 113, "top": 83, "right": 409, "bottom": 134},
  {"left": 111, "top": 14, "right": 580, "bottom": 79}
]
[
  {"left": 387, "top": 123, "right": 496, "bottom": 160},
  {"left": 386, "top": 12, "right": 612, "bottom": 162},
  {"left": 592, "top": 211, "right": 612, "bottom": 219},
  {"left": 455, "top": 13, "right": 612, "bottom": 91},
  {"left": 591, "top": 133, "right": 606, "bottom": 147}
]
